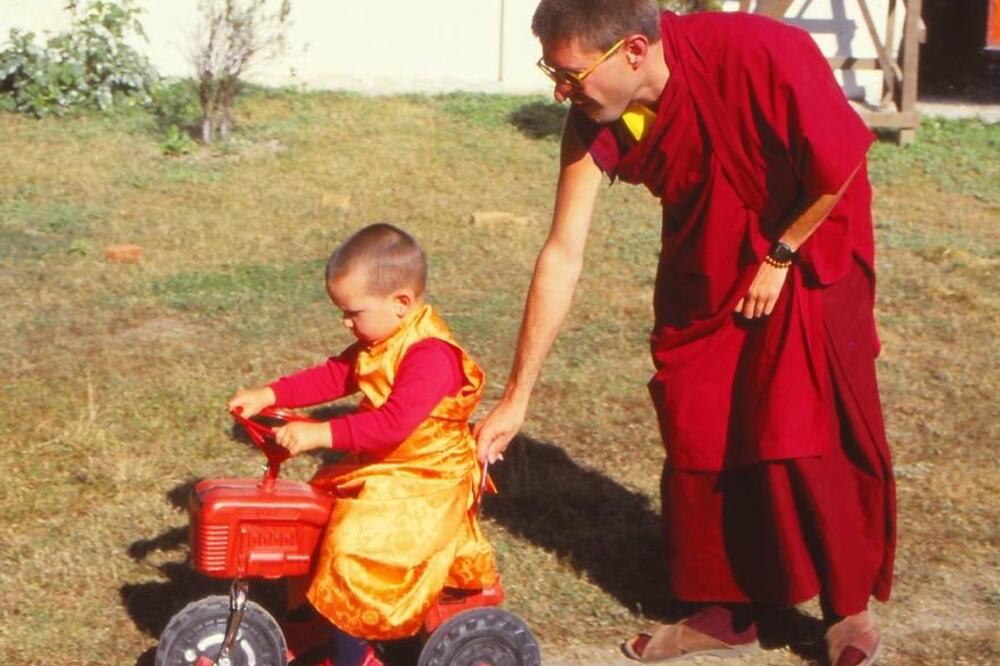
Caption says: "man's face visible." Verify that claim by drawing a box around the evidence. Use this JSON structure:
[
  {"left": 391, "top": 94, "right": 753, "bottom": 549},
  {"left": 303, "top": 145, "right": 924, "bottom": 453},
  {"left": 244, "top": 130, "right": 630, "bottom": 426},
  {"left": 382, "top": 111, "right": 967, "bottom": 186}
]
[{"left": 540, "top": 37, "right": 636, "bottom": 124}]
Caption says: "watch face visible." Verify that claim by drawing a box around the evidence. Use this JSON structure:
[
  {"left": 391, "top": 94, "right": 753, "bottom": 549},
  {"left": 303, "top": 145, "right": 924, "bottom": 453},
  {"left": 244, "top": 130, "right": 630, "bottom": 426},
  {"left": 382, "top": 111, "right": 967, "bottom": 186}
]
[{"left": 770, "top": 242, "right": 796, "bottom": 262}]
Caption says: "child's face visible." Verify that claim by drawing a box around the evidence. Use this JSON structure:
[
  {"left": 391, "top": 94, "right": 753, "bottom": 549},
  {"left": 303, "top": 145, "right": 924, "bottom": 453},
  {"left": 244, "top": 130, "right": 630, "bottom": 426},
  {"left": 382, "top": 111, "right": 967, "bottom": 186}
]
[{"left": 326, "top": 269, "right": 414, "bottom": 345}]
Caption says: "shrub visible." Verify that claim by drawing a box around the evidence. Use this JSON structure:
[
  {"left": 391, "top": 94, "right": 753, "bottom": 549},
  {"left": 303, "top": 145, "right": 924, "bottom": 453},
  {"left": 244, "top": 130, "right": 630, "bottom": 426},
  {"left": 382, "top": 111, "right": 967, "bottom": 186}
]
[
  {"left": 0, "top": 0, "right": 158, "bottom": 117},
  {"left": 159, "top": 124, "right": 198, "bottom": 156},
  {"left": 149, "top": 78, "right": 202, "bottom": 132}
]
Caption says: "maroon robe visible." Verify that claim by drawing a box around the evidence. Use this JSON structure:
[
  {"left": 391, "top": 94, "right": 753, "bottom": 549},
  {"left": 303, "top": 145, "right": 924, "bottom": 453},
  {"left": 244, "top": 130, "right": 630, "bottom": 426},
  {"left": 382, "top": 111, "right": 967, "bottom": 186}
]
[{"left": 573, "top": 11, "right": 895, "bottom": 615}]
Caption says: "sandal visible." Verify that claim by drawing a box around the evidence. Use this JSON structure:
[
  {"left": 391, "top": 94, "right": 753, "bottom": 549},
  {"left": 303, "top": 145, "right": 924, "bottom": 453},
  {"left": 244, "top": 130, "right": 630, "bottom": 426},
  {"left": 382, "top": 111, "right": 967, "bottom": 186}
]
[
  {"left": 825, "top": 610, "right": 882, "bottom": 666},
  {"left": 621, "top": 615, "right": 759, "bottom": 663}
]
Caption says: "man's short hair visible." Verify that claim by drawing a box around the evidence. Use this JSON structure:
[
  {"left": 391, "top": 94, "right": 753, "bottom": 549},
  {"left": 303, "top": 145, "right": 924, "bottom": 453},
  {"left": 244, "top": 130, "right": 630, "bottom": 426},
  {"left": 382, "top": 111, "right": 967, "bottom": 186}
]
[
  {"left": 532, "top": 0, "right": 661, "bottom": 51},
  {"left": 326, "top": 223, "right": 427, "bottom": 297}
]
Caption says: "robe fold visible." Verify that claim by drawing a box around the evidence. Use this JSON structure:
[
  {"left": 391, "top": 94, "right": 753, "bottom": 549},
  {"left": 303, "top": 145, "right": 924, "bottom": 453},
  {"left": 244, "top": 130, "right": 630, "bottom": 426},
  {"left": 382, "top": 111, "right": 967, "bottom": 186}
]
[{"left": 573, "top": 11, "right": 895, "bottom": 613}]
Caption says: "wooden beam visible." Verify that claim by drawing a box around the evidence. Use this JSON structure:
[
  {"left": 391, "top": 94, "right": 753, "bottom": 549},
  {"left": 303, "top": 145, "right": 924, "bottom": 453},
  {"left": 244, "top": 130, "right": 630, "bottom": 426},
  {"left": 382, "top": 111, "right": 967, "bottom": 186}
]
[
  {"left": 856, "top": 0, "right": 903, "bottom": 98},
  {"left": 854, "top": 109, "right": 919, "bottom": 128},
  {"left": 828, "top": 56, "right": 881, "bottom": 70}
]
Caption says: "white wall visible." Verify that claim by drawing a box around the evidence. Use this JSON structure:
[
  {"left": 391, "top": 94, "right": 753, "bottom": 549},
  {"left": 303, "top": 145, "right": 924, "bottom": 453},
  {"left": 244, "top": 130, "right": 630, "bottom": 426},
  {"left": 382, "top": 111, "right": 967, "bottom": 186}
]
[
  {"left": 1, "top": 0, "right": 907, "bottom": 102},
  {"left": 0, "top": 0, "right": 549, "bottom": 93}
]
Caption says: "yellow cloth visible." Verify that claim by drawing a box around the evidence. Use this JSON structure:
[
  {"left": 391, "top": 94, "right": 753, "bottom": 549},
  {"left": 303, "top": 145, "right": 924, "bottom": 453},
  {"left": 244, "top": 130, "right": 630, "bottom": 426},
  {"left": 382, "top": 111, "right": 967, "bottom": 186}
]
[
  {"left": 620, "top": 102, "right": 657, "bottom": 142},
  {"left": 306, "top": 304, "right": 497, "bottom": 639}
]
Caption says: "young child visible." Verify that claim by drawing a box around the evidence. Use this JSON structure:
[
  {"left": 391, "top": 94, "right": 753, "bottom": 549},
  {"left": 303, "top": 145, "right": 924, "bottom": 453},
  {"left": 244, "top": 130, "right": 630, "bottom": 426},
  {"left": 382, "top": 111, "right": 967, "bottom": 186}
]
[{"left": 228, "top": 223, "right": 496, "bottom": 665}]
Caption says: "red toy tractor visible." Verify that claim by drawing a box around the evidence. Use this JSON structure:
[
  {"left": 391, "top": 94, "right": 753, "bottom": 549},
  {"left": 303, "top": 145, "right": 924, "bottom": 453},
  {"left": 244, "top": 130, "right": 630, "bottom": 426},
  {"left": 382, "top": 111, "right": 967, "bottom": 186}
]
[{"left": 155, "top": 408, "right": 540, "bottom": 666}]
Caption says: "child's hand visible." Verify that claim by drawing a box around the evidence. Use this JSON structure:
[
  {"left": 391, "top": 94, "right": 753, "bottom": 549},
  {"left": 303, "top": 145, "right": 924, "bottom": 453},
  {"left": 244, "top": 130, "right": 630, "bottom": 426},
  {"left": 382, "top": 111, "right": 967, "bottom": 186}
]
[
  {"left": 227, "top": 386, "right": 276, "bottom": 418},
  {"left": 274, "top": 421, "right": 332, "bottom": 456}
]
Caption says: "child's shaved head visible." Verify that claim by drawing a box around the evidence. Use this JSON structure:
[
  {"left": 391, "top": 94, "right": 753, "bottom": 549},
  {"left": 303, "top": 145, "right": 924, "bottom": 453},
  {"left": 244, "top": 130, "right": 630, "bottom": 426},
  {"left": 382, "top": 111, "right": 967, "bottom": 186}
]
[{"left": 326, "top": 223, "right": 427, "bottom": 297}]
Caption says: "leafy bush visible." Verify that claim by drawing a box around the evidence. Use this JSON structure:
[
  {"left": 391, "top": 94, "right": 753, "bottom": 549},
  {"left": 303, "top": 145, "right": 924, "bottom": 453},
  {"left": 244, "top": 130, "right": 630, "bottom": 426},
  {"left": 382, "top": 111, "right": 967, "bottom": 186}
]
[
  {"left": 159, "top": 124, "right": 198, "bottom": 156},
  {"left": 0, "top": 0, "right": 158, "bottom": 117}
]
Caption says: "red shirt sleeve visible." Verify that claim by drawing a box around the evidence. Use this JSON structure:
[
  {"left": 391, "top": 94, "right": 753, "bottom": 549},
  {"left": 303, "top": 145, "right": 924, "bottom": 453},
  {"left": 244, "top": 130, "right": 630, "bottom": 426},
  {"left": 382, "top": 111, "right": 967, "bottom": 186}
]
[
  {"left": 269, "top": 344, "right": 361, "bottom": 407},
  {"left": 330, "top": 339, "right": 465, "bottom": 454}
]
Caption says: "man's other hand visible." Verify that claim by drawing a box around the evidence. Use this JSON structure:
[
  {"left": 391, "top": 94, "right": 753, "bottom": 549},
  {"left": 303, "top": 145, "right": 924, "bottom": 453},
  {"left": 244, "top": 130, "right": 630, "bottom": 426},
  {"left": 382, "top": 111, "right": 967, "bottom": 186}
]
[{"left": 735, "top": 262, "right": 790, "bottom": 319}]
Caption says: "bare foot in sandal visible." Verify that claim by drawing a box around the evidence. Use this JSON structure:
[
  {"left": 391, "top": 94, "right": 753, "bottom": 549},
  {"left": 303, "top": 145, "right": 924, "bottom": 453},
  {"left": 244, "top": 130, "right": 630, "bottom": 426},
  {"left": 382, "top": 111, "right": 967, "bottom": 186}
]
[
  {"left": 826, "top": 610, "right": 882, "bottom": 666},
  {"left": 620, "top": 604, "right": 759, "bottom": 663}
]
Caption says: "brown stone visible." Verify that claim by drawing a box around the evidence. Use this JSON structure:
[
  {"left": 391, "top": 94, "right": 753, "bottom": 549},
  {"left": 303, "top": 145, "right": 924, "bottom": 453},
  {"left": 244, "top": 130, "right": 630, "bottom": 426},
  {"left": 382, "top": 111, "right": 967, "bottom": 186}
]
[
  {"left": 320, "top": 193, "right": 352, "bottom": 210},
  {"left": 105, "top": 244, "right": 143, "bottom": 263},
  {"left": 470, "top": 211, "right": 533, "bottom": 227}
]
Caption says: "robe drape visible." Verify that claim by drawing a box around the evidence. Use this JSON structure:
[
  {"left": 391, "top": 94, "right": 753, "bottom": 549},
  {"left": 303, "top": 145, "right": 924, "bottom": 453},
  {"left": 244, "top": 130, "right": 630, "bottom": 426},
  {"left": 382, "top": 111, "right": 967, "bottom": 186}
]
[
  {"left": 573, "top": 11, "right": 895, "bottom": 614},
  {"left": 306, "top": 304, "right": 497, "bottom": 639}
]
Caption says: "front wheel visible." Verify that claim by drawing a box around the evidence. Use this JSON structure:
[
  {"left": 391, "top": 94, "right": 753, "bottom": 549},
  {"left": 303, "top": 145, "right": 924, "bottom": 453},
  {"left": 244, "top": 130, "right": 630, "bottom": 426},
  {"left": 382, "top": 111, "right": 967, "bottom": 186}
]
[
  {"left": 155, "top": 595, "right": 287, "bottom": 666},
  {"left": 417, "top": 608, "right": 540, "bottom": 666}
]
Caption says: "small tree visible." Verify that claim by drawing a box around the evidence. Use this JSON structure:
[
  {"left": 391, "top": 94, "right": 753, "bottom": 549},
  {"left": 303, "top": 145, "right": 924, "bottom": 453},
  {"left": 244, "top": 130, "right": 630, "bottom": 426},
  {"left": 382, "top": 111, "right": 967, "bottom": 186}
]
[{"left": 192, "top": 0, "right": 290, "bottom": 144}]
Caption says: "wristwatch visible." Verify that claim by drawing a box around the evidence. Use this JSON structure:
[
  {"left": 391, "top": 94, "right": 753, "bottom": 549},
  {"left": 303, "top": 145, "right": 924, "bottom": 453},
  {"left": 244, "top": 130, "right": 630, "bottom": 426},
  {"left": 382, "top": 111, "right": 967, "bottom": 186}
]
[{"left": 764, "top": 240, "right": 796, "bottom": 268}]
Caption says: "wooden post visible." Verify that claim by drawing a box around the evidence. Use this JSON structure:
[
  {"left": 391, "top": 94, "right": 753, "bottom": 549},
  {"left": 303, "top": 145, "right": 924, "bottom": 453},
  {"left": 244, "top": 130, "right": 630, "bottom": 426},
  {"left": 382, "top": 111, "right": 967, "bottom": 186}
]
[
  {"left": 897, "top": 0, "right": 923, "bottom": 145},
  {"left": 883, "top": 0, "right": 899, "bottom": 108}
]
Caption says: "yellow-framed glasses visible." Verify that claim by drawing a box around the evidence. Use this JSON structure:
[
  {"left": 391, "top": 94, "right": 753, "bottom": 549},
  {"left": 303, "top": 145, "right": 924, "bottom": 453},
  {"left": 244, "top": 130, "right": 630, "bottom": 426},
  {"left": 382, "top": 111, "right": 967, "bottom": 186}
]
[{"left": 536, "top": 37, "right": 626, "bottom": 90}]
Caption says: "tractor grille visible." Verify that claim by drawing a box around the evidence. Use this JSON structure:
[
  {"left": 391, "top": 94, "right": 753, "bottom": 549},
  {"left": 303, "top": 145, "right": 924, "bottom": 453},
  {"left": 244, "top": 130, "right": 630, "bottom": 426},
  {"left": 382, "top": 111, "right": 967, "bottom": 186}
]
[{"left": 194, "top": 523, "right": 230, "bottom": 574}]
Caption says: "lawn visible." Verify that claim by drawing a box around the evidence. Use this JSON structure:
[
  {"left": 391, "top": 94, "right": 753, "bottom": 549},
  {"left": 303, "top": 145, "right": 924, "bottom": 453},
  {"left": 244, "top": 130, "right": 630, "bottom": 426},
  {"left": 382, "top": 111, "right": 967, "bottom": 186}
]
[{"left": 0, "top": 91, "right": 997, "bottom": 665}]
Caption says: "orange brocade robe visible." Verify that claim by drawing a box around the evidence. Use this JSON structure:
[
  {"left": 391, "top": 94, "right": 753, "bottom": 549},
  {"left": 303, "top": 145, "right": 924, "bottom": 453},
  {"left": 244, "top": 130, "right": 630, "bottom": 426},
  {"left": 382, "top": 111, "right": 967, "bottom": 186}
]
[{"left": 306, "top": 304, "right": 497, "bottom": 639}]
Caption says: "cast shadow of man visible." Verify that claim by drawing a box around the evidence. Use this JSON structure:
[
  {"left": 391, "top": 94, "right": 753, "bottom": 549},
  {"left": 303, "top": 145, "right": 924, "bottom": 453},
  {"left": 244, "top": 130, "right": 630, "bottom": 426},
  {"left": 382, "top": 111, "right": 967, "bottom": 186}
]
[
  {"left": 481, "top": 433, "right": 678, "bottom": 619},
  {"left": 484, "top": 434, "right": 826, "bottom": 663},
  {"left": 508, "top": 101, "right": 566, "bottom": 139}
]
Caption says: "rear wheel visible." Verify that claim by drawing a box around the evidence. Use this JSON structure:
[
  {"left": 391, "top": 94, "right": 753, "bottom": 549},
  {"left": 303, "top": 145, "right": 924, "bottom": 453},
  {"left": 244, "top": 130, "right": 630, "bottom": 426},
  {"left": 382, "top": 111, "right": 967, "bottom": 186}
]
[
  {"left": 417, "top": 608, "right": 540, "bottom": 666},
  {"left": 155, "top": 595, "right": 287, "bottom": 666}
]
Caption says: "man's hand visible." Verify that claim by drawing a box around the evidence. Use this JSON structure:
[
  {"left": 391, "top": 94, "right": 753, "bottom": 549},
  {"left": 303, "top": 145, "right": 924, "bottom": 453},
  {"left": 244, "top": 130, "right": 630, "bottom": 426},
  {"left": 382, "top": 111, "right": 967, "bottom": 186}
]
[
  {"left": 474, "top": 399, "right": 527, "bottom": 463},
  {"left": 227, "top": 386, "right": 276, "bottom": 418},
  {"left": 735, "top": 262, "right": 790, "bottom": 319},
  {"left": 274, "top": 421, "right": 332, "bottom": 456}
]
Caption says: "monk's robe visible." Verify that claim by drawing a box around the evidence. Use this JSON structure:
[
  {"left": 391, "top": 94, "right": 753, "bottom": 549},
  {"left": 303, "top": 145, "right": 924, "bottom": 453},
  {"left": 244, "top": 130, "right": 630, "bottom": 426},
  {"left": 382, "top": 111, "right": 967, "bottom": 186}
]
[
  {"left": 281, "top": 304, "right": 496, "bottom": 639},
  {"left": 573, "top": 11, "right": 895, "bottom": 616}
]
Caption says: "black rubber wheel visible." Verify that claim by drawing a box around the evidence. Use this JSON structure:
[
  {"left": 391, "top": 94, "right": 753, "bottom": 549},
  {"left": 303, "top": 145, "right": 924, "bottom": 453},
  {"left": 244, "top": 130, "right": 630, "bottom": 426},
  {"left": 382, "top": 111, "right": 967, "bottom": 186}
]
[
  {"left": 417, "top": 608, "right": 540, "bottom": 666},
  {"left": 155, "top": 595, "right": 287, "bottom": 666}
]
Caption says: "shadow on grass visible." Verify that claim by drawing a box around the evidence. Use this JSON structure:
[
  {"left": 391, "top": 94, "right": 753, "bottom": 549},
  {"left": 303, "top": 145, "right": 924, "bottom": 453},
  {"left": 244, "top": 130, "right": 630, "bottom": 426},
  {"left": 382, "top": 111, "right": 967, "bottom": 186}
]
[
  {"left": 481, "top": 434, "right": 678, "bottom": 619},
  {"left": 508, "top": 101, "right": 566, "bottom": 139},
  {"left": 481, "top": 435, "right": 825, "bottom": 663}
]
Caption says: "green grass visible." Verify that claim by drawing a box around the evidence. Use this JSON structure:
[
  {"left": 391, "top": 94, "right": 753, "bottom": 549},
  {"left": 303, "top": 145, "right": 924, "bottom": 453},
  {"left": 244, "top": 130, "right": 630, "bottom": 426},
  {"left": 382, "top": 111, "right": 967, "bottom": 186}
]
[
  {"left": 0, "top": 93, "right": 997, "bottom": 665},
  {"left": 0, "top": 197, "right": 100, "bottom": 258},
  {"left": 869, "top": 117, "right": 1000, "bottom": 204}
]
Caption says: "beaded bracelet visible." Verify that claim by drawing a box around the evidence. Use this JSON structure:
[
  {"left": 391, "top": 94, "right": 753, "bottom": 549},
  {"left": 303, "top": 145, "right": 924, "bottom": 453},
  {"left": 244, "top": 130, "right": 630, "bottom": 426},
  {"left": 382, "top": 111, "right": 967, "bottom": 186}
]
[{"left": 763, "top": 254, "right": 792, "bottom": 269}]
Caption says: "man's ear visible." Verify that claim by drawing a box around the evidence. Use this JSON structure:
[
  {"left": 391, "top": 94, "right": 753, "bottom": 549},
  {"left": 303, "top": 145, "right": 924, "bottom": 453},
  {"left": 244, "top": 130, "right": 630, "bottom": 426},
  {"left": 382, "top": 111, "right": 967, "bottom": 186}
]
[
  {"left": 392, "top": 288, "right": 415, "bottom": 315},
  {"left": 624, "top": 34, "right": 650, "bottom": 68}
]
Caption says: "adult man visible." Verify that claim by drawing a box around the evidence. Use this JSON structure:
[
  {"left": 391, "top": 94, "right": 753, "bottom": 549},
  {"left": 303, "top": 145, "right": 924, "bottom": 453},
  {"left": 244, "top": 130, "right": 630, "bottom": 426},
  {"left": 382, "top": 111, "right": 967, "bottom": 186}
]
[{"left": 474, "top": 1, "right": 896, "bottom": 664}]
